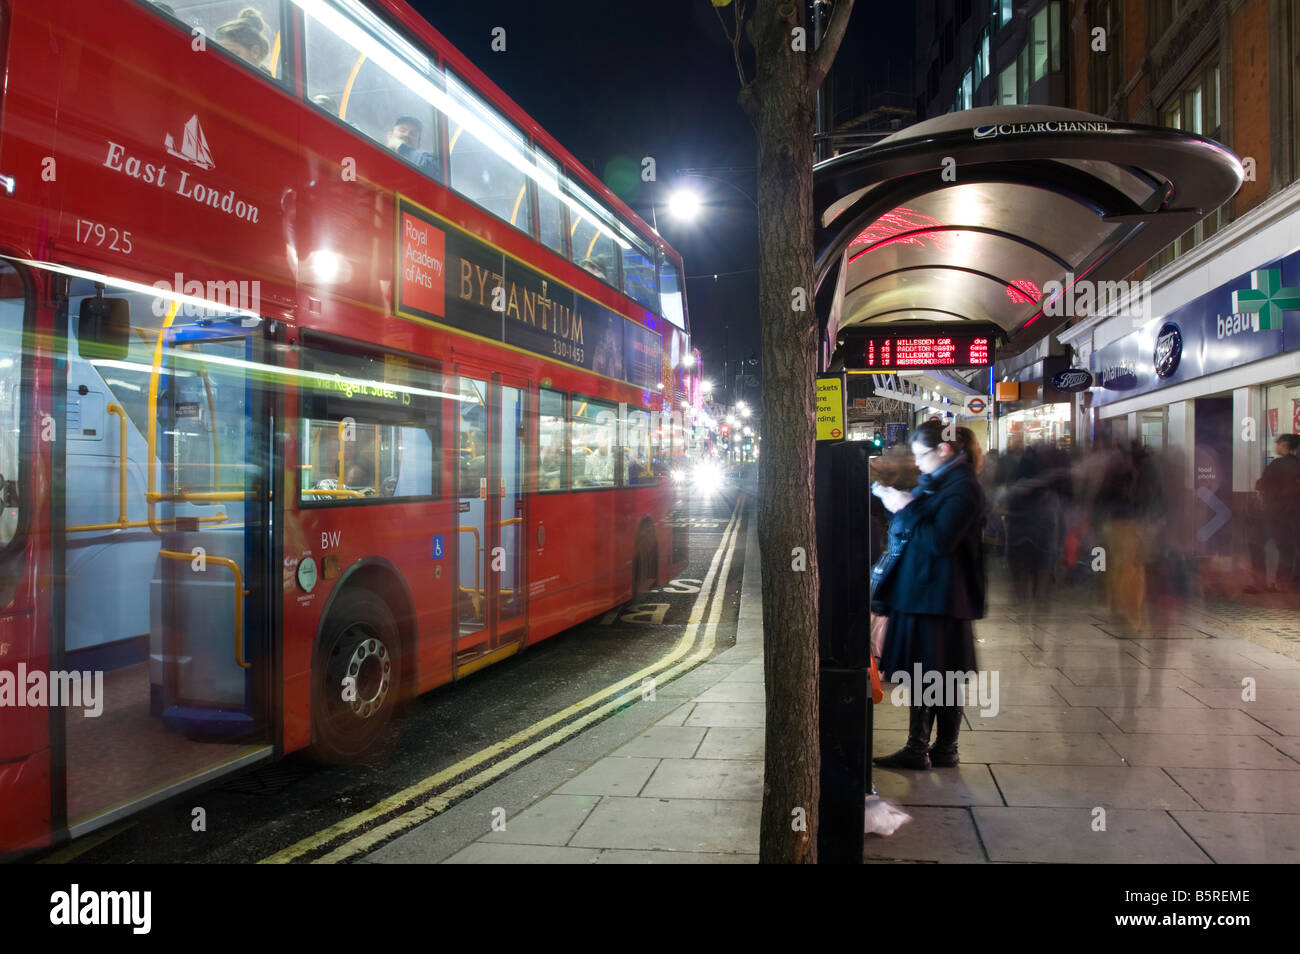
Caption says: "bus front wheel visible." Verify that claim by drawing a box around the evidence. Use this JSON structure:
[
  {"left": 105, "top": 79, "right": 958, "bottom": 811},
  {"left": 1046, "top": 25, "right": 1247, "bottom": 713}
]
[{"left": 311, "top": 588, "right": 401, "bottom": 763}]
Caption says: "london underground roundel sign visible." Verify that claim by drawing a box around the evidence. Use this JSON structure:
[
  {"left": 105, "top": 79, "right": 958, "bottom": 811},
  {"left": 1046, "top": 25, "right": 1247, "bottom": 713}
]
[{"left": 967, "top": 398, "right": 986, "bottom": 413}]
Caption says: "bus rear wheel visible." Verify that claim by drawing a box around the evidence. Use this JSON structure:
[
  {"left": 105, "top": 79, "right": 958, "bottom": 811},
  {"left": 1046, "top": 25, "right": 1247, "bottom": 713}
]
[
  {"left": 632, "top": 522, "right": 658, "bottom": 596},
  {"left": 311, "top": 588, "right": 401, "bottom": 763}
]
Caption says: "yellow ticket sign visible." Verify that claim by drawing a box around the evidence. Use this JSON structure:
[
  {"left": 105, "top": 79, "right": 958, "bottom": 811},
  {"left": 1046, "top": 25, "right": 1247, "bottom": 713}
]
[{"left": 816, "top": 374, "right": 846, "bottom": 442}]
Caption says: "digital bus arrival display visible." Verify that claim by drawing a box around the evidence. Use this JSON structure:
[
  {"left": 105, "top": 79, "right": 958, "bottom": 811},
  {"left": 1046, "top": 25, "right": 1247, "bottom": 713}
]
[{"left": 850, "top": 330, "right": 995, "bottom": 370}]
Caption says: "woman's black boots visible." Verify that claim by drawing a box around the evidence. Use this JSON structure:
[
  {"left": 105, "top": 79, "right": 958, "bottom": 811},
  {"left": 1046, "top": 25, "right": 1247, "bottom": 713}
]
[
  {"left": 929, "top": 705, "right": 962, "bottom": 767},
  {"left": 872, "top": 705, "right": 934, "bottom": 770}
]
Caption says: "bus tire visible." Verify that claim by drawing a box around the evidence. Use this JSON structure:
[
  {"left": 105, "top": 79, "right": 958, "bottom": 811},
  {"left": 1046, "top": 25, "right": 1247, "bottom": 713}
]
[
  {"left": 311, "top": 588, "right": 402, "bottom": 763},
  {"left": 632, "top": 521, "right": 658, "bottom": 596}
]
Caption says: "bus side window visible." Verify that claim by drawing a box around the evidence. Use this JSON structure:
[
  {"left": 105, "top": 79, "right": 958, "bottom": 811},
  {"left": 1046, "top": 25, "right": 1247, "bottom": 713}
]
[
  {"left": 153, "top": 2, "right": 288, "bottom": 83},
  {"left": 446, "top": 72, "right": 535, "bottom": 236},
  {"left": 570, "top": 397, "right": 617, "bottom": 490},
  {"left": 299, "top": 344, "right": 439, "bottom": 504},
  {"left": 621, "top": 239, "right": 660, "bottom": 314},
  {"left": 623, "top": 407, "right": 656, "bottom": 487},
  {"left": 301, "top": 0, "right": 443, "bottom": 182},
  {"left": 534, "top": 150, "right": 569, "bottom": 259},
  {"left": 538, "top": 389, "right": 567, "bottom": 493}
]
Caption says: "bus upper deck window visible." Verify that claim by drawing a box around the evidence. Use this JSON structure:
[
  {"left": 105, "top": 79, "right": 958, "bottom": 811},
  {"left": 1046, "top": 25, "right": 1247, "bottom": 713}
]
[
  {"left": 154, "top": 2, "right": 287, "bottom": 82},
  {"left": 302, "top": 2, "right": 444, "bottom": 182}
]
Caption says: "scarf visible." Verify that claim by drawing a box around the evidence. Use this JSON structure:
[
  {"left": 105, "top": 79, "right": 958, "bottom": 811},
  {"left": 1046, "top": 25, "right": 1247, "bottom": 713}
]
[{"left": 914, "top": 450, "right": 967, "bottom": 497}]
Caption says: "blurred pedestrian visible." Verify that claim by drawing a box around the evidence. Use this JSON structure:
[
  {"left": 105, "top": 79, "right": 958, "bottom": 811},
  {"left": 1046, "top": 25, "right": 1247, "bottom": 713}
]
[
  {"left": 870, "top": 421, "right": 986, "bottom": 770},
  {"left": 1254, "top": 434, "right": 1300, "bottom": 591}
]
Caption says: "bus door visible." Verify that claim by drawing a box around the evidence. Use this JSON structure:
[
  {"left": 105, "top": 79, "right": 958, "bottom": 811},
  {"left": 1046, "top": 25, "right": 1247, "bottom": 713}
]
[
  {"left": 453, "top": 369, "right": 528, "bottom": 666},
  {"left": 58, "top": 283, "right": 272, "bottom": 836}
]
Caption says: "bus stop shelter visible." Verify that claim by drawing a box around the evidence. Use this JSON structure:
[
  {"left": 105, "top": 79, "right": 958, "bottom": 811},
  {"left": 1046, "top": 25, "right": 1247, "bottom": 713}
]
[{"left": 810, "top": 105, "right": 1244, "bottom": 862}]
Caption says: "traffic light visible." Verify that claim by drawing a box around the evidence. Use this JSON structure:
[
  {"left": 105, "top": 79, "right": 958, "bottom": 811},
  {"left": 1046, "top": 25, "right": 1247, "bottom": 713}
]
[
  {"left": 720, "top": 424, "right": 730, "bottom": 435},
  {"left": 872, "top": 429, "right": 882, "bottom": 448}
]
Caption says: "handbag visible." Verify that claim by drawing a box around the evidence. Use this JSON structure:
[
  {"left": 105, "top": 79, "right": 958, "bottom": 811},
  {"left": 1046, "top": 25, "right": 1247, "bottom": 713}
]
[{"left": 869, "top": 527, "right": 909, "bottom": 597}]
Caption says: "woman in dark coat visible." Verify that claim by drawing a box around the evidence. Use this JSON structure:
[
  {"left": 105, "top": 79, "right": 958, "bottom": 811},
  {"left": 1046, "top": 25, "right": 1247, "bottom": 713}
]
[{"left": 870, "top": 420, "right": 987, "bottom": 770}]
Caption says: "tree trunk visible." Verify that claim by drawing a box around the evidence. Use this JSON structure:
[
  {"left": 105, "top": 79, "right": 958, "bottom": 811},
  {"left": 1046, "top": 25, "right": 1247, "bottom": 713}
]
[{"left": 750, "top": 0, "right": 820, "bottom": 865}]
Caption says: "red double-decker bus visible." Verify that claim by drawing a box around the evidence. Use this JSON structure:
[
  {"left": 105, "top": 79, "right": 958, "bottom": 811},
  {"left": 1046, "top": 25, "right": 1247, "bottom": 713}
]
[{"left": 0, "top": 0, "right": 694, "bottom": 855}]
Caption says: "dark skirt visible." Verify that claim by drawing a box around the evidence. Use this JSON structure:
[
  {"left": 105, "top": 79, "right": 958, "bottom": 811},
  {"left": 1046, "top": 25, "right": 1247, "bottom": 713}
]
[{"left": 879, "top": 612, "right": 978, "bottom": 685}]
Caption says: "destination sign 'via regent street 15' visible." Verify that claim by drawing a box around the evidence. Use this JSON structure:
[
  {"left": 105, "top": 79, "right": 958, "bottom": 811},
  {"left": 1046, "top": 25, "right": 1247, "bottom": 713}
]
[
  {"left": 393, "top": 196, "right": 662, "bottom": 391},
  {"left": 844, "top": 325, "right": 997, "bottom": 371}
]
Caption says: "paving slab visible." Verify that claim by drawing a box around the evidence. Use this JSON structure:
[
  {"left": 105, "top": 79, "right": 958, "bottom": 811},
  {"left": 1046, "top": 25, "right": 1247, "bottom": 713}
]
[
  {"left": 479, "top": 794, "right": 601, "bottom": 846},
  {"left": 1264, "top": 736, "right": 1300, "bottom": 763},
  {"left": 1165, "top": 768, "right": 1300, "bottom": 812},
  {"left": 1190, "top": 668, "right": 1300, "bottom": 690},
  {"left": 965, "top": 684, "right": 1068, "bottom": 707},
  {"left": 862, "top": 806, "right": 987, "bottom": 863},
  {"left": 1235, "top": 708, "right": 1300, "bottom": 735},
  {"left": 1233, "top": 646, "right": 1300, "bottom": 669},
  {"left": 721, "top": 664, "right": 764, "bottom": 683},
  {"left": 1060, "top": 668, "right": 1198, "bottom": 688},
  {"left": 1100, "top": 707, "right": 1280, "bottom": 735},
  {"left": 568, "top": 796, "right": 760, "bottom": 853},
  {"left": 594, "top": 849, "right": 758, "bottom": 864},
  {"left": 641, "top": 758, "right": 764, "bottom": 800},
  {"left": 1171, "top": 811, "right": 1300, "bottom": 863},
  {"left": 965, "top": 706, "right": 1120, "bottom": 733},
  {"left": 443, "top": 843, "right": 604, "bottom": 864},
  {"left": 972, "top": 807, "right": 1210, "bottom": 863},
  {"left": 684, "top": 702, "right": 766, "bottom": 727},
  {"left": 554, "top": 756, "right": 660, "bottom": 797},
  {"left": 693, "top": 681, "right": 766, "bottom": 704},
  {"left": 656, "top": 704, "right": 695, "bottom": 727},
  {"left": 872, "top": 763, "right": 1004, "bottom": 807},
  {"left": 1182, "top": 687, "right": 1300, "bottom": 708},
  {"left": 990, "top": 764, "right": 1201, "bottom": 809},
  {"left": 1021, "top": 649, "right": 1149, "bottom": 669},
  {"left": 1052, "top": 685, "right": 1207, "bottom": 708},
  {"left": 948, "top": 730, "right": 1124, "bottom": 766},
  {"left": 610, "top": 725, "right": 707, "bottom": 759},
  {"left": 695, "top": 726, "right": 764, "bottom": 760},
  {"left": 1102, "top": 732, "right": 1300, "bottom": 770}
]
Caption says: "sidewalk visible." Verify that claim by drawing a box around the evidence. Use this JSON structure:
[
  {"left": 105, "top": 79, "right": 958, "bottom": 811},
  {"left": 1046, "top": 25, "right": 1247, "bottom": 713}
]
[
  {"left": 363, "top": 510, "right": 767, "bottom": 863},
  {"left": 363, "top": 520, "right": 1300, "bottom": 863}
]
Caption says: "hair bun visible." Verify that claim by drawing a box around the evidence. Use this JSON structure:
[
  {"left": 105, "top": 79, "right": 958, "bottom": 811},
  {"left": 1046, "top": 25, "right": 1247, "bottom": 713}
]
[{"left": 238, "top": 7, "right": 266, "bottom": 31}]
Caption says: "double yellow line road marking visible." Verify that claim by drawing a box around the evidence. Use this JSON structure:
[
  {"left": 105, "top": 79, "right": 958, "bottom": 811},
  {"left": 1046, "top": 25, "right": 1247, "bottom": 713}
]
[{"left": 261, "top": 500, "right": 745, "bottom": 864}]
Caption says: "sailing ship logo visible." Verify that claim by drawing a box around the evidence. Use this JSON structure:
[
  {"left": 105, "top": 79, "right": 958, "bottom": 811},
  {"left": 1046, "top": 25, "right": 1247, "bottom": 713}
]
[{"left": 164, "top": 115, "right": 214, "bottom": 170}]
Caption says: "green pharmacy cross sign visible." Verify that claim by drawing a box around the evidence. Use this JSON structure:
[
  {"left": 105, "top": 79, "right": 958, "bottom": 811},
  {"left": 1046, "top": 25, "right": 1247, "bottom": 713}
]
[{"left": 1230, "top": 268, "right": 1300, "bottom": 331}]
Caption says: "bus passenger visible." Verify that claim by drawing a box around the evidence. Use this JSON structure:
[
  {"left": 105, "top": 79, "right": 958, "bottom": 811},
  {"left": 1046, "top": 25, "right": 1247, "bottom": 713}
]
[
  {"left": 215, "top": 7, "right": 272, "bottom": 70},
  {"left": 387, "top": 116, "right": 436, "bottom": 170},
  {"left": 311, "top": 94, "right": 340, "bottom": 116},
  {"left": 580, "top": 258, "right": 608, "bottom": 281}
]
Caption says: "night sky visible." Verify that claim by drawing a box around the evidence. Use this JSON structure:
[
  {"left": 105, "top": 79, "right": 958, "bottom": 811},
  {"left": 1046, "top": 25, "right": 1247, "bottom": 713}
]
[{"left": 409, "top": 0, "right": 912, "bottom": 393}]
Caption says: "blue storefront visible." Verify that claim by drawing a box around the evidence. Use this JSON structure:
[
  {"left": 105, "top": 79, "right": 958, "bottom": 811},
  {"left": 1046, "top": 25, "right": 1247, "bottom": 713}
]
[{"left": 1087, "top": 248, "right": 1300, "bottom": 555}]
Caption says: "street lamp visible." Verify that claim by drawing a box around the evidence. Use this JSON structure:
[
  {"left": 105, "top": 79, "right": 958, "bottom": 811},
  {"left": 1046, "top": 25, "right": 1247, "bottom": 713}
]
[{"left": 667, "top": 188, "right": 703, "bottom": 221}]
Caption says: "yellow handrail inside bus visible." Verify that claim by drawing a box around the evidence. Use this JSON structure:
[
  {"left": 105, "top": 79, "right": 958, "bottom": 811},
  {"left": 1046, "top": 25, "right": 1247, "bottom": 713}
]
[
  {"left": 65, "top": 402, "right": 232, "bottom": 533},
  {"left": 585, "top": 231, "right": 600, "bottom": 261},
  {"left": 449, "top": 125, "right": 464, "bottom": 154},
  {"left": 270, "top": 31, "right": 281, "bottom": 79},
  {"left": 109, "top": 403, "right": 128, "bottom": 527},
  {"left": 199, "top": 364, "right": 219, "bottom": 491},
  {"left": 337, "top": 419, "right": 346, "bottom": 486},
  {"left": 510, "top": 184, "right": 526, "bottom": 227},
  {"left": 159, "top": 549, "right": 251, "bottom": 670},
  {"left": 339, "top": 52, "right": 367, "bottom": 120},
  {"left": 147, "top": 301, "right": 181, "bottom": 535}
]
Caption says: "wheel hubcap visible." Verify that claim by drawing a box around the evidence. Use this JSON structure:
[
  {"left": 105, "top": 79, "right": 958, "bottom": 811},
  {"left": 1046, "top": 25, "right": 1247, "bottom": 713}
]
[{"left": 344, "top": 635, "right": 391, "bottom": 719}]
